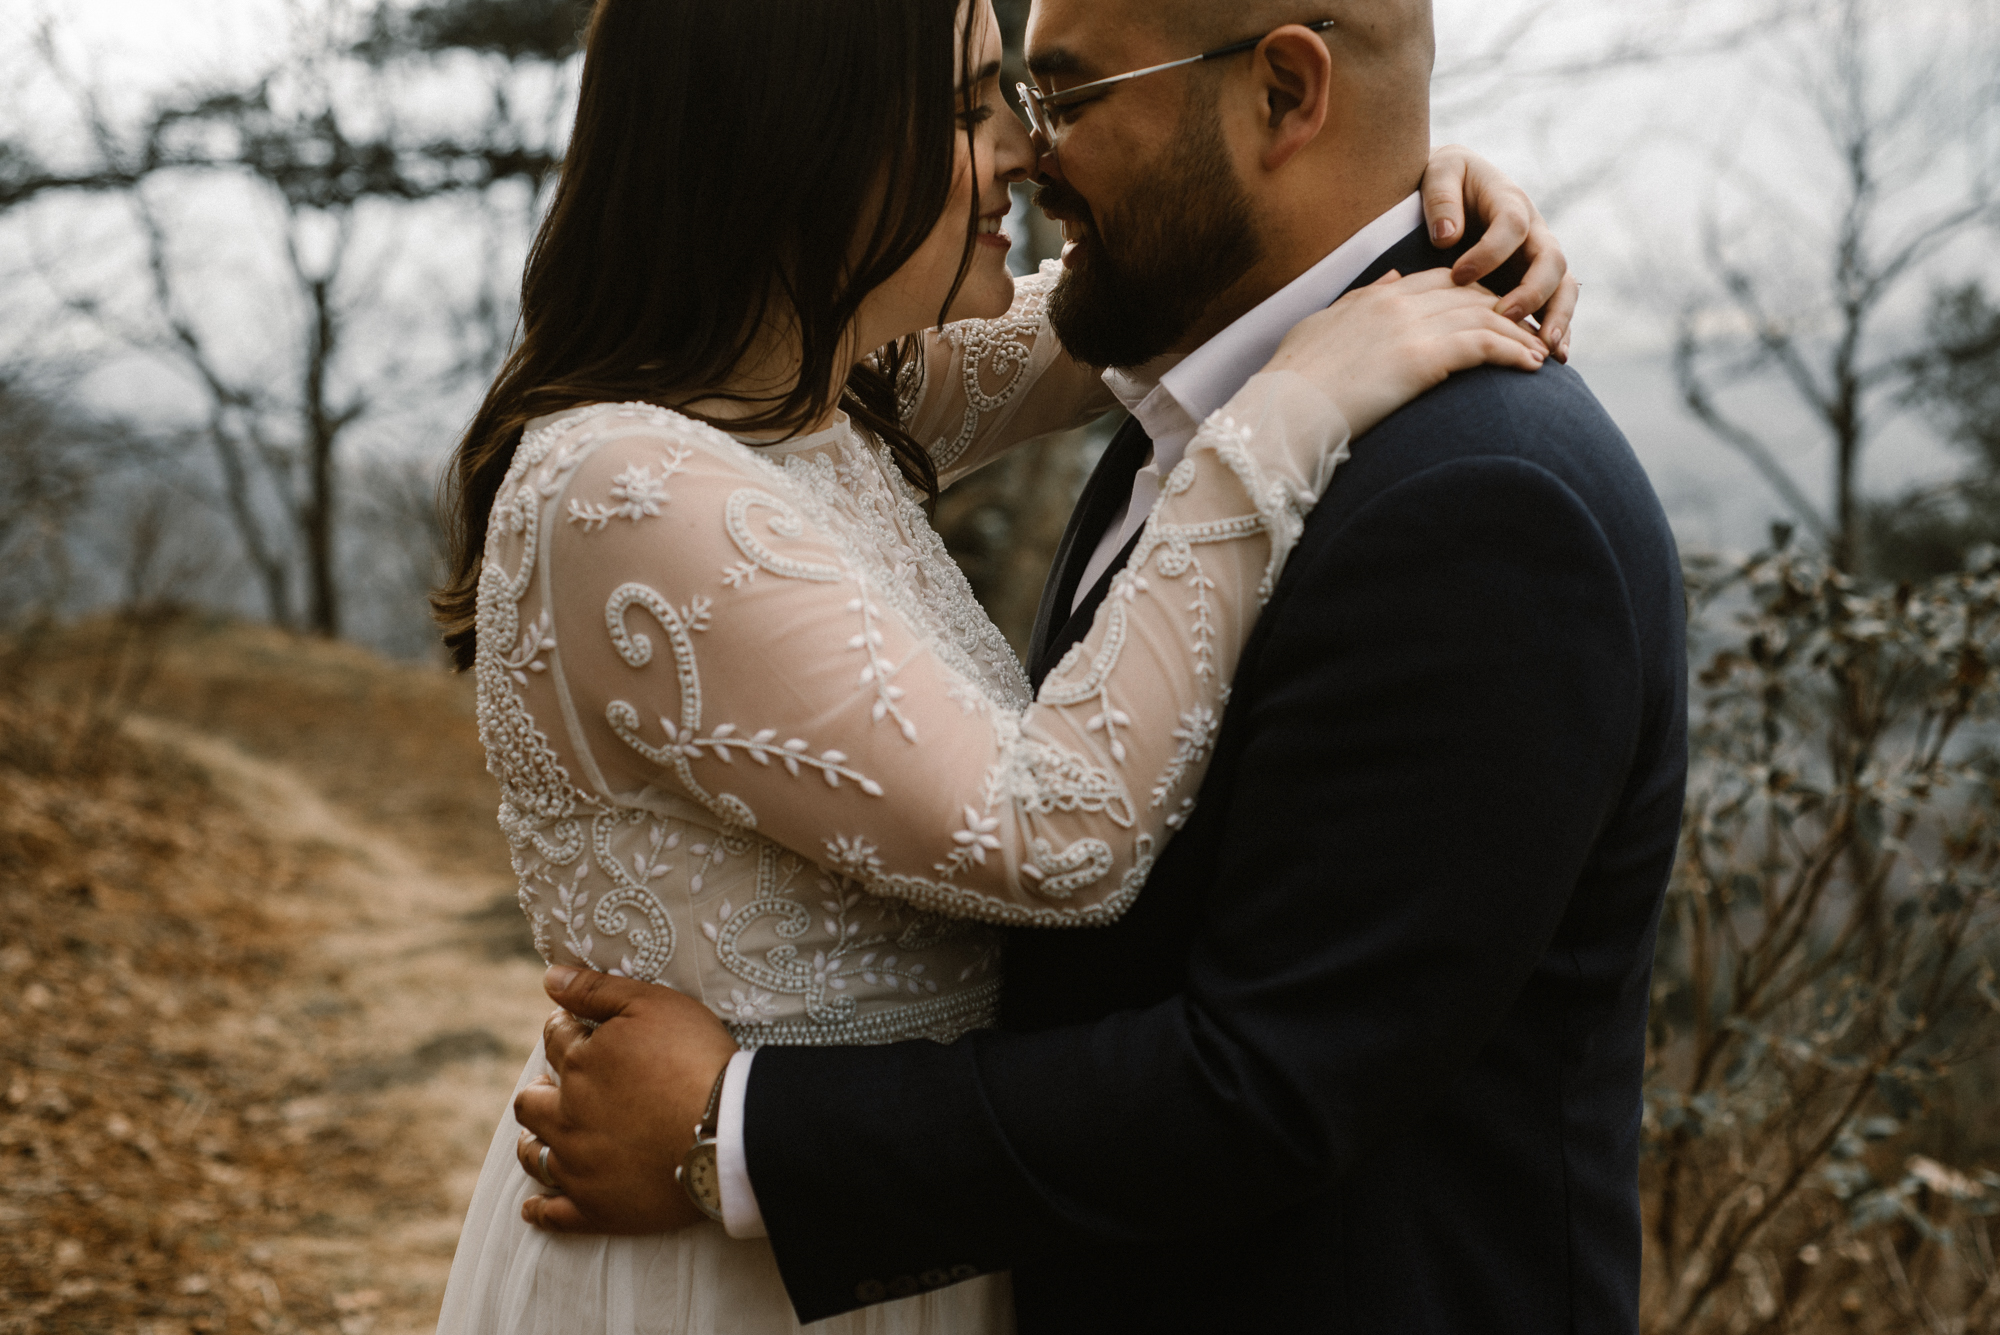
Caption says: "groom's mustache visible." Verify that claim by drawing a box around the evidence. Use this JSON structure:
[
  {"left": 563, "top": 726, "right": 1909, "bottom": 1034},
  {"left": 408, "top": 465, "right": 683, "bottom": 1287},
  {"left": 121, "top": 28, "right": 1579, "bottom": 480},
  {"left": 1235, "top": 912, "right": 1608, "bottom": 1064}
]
[{"left": 1033, "top": 181, "right": 1096, "bottom": 240}]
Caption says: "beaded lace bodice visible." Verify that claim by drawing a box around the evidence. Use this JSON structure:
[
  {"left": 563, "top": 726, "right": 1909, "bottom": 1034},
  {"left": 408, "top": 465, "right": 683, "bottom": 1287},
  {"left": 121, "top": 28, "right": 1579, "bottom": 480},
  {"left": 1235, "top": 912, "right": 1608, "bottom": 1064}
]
[{"left": 474, "top": 263, "right": 1352, "bottom": 1048}]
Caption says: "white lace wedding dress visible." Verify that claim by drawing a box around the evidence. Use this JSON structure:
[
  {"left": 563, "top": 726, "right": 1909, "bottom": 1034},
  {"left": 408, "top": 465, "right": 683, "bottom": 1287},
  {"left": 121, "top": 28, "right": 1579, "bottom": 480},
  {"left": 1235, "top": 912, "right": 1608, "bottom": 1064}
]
[{"left": 435, "top": 263, "right": 1353, "bottom": 1335}]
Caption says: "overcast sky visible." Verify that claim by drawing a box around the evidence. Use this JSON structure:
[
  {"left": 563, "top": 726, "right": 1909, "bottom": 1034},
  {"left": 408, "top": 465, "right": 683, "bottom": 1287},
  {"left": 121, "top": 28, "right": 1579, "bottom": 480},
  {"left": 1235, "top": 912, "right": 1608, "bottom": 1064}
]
[{"left": 6, "top": 0, "right": 1998, "bottom": 555}]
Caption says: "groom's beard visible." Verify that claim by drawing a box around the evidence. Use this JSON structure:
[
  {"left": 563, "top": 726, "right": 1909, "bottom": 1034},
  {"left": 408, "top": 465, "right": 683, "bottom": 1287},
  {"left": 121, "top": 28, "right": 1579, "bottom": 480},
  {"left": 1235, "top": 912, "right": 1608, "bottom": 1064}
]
[{"left": 1040, "top": 106, "right": 1262, "bottom": 370}]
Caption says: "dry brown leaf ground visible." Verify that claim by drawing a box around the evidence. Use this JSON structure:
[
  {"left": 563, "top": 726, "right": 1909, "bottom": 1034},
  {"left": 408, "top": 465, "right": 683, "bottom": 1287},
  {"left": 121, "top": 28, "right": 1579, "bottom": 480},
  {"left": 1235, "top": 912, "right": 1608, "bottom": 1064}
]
[{"left": 2, "top": 617, "right": 550, "bottom": 1335}]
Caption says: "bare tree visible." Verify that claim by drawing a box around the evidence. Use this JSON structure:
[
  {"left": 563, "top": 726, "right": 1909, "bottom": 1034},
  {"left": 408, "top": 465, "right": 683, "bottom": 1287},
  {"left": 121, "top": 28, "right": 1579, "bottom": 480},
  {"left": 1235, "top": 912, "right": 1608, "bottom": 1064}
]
[
  {"left": 344, "top": 450, "right": 453, "bottom": 660},
  {"left": 1431, "top": 0, "right": 1807, "bottom": 127},
  {"left": 0, "top": 374, "right": 97, "bottom": 683},
  {"left": 3, "top": 2, "right": 570, "bottom": 637},
  {"left": 1858, "top": 282, "right": 2000, "bottom": 578},
  {"left": 1674, "top": 0, "right": 2000, "bottom": 572}
]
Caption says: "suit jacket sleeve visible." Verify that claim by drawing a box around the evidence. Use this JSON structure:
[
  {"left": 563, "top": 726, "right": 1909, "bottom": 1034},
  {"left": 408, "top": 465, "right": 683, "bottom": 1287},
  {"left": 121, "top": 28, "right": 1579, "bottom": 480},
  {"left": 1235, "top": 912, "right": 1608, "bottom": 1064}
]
[{"left": 743, "top": 448, "right": 1649, "bottom": 1322}]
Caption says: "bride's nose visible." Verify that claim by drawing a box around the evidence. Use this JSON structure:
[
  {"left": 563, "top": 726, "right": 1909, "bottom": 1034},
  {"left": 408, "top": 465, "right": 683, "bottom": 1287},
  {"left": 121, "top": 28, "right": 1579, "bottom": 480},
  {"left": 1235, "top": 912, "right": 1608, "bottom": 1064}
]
[{"left": 994, "top": 102, "right": 1036, "bottom": 185}]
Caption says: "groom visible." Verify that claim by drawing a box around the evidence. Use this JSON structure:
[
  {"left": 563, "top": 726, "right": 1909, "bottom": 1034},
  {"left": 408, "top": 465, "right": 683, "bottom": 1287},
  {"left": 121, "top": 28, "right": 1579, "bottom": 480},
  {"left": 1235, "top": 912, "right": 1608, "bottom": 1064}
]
[{"left": 512, "top": 1, "right": 1685, "bottom": 1330}]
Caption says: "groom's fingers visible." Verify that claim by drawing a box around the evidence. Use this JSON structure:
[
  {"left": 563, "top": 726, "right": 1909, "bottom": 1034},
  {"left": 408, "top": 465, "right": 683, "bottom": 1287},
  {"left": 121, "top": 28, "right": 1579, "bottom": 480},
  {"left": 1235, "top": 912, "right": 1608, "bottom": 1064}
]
[
  {"left": 543, "top": 1006, "right": 592, "bottom": 1070},
  {"left": 522, "top": 1191, "right": 595, "bottom": 1232},
  {"left": 513, "top": 1075, "right": 564, "bottom": 1143},
  {"left": 515, "top": 1127, "right": 562, "bottom": 1188},
  {"left": 542, "top": 964, "right": 652, "bottom": 1024}
]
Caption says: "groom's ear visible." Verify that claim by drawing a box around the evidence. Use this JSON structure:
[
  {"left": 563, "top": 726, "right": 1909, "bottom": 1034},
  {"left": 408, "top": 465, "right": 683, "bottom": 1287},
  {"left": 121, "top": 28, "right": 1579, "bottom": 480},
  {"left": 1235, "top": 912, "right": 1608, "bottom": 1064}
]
[{"left": 1249, "top": 25, "right": 1335, "bottom": 171}]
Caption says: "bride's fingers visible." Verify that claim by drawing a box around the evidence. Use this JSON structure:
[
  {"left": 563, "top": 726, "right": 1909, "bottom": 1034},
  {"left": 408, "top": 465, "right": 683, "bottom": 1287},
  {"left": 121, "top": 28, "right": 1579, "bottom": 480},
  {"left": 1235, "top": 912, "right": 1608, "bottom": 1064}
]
[
  {"left": 1446, "top": 326, "right": 1549, "bottom": 374},
  {"left": 1411, "top": 304, "right": 1547, "bottom": 365},
  {"left": 522, "top": 1191, "right": 594, "bottom": 1232},
  {"left": 1451, "top": 308, "right": 1550, "bottom": 361},
  {"left": 1402, "top": 286, "right": 1543, "bottom": 345},
  {"left": 1498, "top": 223, "right": 1566, "bottom": 325},
  {"left": 1539, "top": 272, "right": 1581, "bottom": 363},
  {"left": 1379, "top": 267, "right": 1463, "bottom": 296},
  {"left": 1419, "top": 146, "right": 1471, "bottom": 246},
  {"left": 1448, "top": 196, "right": 1533, "bottom": 289},
  {"left": 1455, "top": 305, "right": 1549, "bottom": 355}
]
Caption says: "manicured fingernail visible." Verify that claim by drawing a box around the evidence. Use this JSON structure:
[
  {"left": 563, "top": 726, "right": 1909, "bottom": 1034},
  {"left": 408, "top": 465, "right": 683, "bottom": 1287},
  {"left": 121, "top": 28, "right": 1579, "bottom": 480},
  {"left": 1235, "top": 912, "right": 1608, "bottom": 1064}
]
[
  {"left": 545, "top": 966, "right": 579, "bottom": 993},
  {"left": 1502, "top": 304, "right": 1526, "bottom": 322},
  {"left": 1434, "top": 219, "right": 1457, "bottom": 243}
]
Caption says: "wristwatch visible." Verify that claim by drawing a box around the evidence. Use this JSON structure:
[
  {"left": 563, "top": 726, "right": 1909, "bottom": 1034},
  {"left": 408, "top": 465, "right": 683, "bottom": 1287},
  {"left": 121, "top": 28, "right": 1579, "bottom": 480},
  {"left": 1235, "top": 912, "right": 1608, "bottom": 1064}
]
[{"left": 676, "top": 1064, "right": 731, "bottom": 1223}]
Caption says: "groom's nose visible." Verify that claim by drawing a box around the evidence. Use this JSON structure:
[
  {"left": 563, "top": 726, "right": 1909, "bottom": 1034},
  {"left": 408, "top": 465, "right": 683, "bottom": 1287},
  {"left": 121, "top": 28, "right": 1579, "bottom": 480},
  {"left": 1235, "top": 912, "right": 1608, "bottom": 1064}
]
[{"left": 1031, "top": 138, "right": 1064, "bottom": 189}]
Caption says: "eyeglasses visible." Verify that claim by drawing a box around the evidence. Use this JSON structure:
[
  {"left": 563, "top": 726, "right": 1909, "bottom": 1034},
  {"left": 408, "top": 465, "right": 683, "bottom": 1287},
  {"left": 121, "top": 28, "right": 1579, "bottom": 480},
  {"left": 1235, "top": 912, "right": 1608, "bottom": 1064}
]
[{"left": 1015, "top": 19, "right": 1337, "bottom": 149}]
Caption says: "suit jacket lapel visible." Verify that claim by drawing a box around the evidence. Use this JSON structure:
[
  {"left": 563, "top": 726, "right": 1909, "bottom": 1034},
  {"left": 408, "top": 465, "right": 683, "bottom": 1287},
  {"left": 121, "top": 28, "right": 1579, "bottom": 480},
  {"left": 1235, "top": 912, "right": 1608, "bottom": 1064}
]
[
  {"left": 1031, "top": 521, "right": 1149, "bottom": 693},
  {"left": 1026, "top": 415, "right": 1152, "bottom": 685}
]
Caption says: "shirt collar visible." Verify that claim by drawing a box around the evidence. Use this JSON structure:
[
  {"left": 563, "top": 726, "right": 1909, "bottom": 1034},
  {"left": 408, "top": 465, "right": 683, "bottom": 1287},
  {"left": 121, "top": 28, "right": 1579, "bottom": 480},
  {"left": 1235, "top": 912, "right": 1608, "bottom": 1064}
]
[
  {"left": 1097, "top": 191, "right": 1425, "bottom": 465},
  {"left": 1101, "top": 354, "right": 1183, "bottom": 420}
]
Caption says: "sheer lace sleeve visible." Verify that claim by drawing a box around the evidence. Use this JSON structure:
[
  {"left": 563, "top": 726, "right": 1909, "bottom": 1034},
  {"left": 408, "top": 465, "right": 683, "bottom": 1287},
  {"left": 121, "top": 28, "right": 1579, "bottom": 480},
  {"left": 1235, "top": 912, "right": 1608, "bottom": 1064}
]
[
  {"left": 898, "top": 259, "right": 1117, "bottom": 488},
  {"left": 526, "top": 372, "right": 1347, "bottom": 926}
]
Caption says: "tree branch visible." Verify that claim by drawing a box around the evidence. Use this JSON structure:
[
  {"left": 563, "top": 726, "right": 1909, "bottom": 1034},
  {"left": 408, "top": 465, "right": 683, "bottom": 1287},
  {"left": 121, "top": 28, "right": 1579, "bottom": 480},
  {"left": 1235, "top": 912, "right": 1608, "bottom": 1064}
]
[{"left": 1676, "top": 312, "right": 1833, "bottom": 540}]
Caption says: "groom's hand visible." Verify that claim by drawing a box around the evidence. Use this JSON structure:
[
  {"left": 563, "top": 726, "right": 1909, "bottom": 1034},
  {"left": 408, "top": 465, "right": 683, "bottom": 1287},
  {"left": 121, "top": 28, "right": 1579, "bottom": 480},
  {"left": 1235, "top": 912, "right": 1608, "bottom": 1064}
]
[{"left": 512, "top": 966, "right": 739, "bottom": 1235}]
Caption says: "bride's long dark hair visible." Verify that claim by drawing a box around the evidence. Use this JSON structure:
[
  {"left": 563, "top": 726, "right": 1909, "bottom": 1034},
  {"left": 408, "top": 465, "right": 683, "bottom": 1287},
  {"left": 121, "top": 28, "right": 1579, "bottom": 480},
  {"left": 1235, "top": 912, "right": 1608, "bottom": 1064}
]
[{"left": 434, "top": 0, "right": 981, "bottom": 669}]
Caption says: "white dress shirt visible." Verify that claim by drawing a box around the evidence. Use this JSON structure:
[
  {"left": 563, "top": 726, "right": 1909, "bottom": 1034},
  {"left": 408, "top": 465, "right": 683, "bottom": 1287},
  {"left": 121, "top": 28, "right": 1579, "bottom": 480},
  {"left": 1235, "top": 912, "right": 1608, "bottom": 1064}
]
[{"left": 714, "top": 191, "right": 1425, "bottom": 1241}]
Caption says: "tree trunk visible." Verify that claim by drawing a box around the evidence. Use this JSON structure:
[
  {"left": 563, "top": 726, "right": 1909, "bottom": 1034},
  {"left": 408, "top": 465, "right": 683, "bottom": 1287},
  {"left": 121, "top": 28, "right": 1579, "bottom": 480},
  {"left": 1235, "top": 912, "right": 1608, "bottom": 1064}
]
[
  {"left": 302, "top": 276, "right": 340, "bottom": 638},
  {"left": 207, "top": 416, "right": 295, "bottom": 628}
]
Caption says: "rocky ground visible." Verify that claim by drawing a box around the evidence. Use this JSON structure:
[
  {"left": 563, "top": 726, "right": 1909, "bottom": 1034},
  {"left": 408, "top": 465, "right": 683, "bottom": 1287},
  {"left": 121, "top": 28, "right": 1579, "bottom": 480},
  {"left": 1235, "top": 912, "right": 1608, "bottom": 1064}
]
[{"left": 1, "top": 617, "right": 550, "bottom": 1334}]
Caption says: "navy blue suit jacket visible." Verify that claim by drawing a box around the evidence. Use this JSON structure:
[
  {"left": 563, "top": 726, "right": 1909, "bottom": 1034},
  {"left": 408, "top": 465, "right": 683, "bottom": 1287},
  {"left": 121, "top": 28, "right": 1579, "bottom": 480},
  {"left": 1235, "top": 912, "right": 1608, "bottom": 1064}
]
[{"left": 742, "top": 228, "right": 1687, "bottom": 1332}]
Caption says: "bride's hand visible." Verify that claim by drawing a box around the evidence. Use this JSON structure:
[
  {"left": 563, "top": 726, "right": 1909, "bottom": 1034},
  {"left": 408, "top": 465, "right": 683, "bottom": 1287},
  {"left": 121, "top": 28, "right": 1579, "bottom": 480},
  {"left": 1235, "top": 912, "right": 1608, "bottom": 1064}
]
[
  {"left": 1263, "top": 269, "right": 1547, "bottom": 439},
  {"left": 1420, "top": 144, "right": 1580, "bottom": 363}
]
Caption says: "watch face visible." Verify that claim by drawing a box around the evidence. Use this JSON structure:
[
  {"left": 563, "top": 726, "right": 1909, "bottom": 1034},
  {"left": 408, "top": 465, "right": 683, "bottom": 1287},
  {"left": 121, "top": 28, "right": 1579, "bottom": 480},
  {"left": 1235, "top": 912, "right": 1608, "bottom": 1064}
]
[{"left": 682, "top": 1141, "right": 723, "bottom": 1219}]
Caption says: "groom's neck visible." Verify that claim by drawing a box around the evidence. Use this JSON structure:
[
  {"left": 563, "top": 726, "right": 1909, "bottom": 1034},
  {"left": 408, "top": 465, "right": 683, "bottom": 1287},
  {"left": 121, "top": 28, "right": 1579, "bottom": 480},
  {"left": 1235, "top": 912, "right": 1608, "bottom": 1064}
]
[{"left": 1168, "top": 156, "right": 1430, "bottom": 356}]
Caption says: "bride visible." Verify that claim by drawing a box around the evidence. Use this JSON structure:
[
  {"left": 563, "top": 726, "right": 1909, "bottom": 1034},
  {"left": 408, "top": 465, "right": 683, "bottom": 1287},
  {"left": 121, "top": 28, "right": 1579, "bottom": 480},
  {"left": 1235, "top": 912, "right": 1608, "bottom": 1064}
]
[{"left": 430, "top": 0, "right": 1567, "bottom": 1330}]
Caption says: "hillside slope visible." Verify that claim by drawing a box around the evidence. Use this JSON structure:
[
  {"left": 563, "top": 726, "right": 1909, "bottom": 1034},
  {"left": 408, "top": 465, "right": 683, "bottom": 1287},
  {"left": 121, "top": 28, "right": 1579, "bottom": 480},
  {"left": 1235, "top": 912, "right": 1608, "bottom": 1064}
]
[{"left": 1, "top": 618, "right": 549, "bottom": 1335}]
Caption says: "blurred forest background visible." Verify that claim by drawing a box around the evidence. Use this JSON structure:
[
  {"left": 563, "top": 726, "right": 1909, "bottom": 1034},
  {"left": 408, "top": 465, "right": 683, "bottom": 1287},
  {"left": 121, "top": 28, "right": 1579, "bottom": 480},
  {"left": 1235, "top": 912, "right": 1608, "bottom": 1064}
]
[{"left": 3, "top": 0, "right": 2000, "bottom": 1331}]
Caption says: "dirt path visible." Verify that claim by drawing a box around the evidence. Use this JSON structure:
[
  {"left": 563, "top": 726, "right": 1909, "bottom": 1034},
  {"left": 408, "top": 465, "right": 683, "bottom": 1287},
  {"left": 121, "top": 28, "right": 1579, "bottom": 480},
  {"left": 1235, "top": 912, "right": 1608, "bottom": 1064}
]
[
  {"left": 2, "top": 622, "right": 556, "bottom": 1335},
  {"left": 122, "top": 717, "right": 550, "bottom": 1333}
]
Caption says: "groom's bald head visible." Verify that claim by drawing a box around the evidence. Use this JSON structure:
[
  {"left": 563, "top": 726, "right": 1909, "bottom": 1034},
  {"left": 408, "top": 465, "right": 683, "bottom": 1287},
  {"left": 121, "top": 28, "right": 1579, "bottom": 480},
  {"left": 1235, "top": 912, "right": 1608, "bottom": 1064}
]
[
  {"left": 1160, "top": 0, "right": 1433, "bottom": 66},
  {"left": 1159, "top": 0, "right": 1435, "bottom": 123}
]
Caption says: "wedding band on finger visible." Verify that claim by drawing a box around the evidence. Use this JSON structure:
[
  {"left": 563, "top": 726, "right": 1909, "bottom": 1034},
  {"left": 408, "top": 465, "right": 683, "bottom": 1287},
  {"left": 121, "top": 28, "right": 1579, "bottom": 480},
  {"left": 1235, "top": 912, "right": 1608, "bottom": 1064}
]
[{"left": 536, "top": 1143, "right": 557, "bottom": 1189}]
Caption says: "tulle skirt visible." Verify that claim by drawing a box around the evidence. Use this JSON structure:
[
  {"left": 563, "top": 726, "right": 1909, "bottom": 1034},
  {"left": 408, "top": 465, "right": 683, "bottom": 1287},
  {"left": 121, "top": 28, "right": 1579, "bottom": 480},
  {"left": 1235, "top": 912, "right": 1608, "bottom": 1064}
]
[{"left": 435, "top": 1042, "right": 1014, "bottom": 1335}]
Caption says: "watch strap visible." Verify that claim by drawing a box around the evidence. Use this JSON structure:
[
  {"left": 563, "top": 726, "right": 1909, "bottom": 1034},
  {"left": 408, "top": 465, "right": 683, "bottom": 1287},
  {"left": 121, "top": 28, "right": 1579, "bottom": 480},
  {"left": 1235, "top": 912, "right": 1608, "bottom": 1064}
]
[
  {"left": 695, "top": 1061, "right": 729, "bottom": 1139},
  {"left": 676, "top": 1060, "right": 734, "bottom": 1224}
]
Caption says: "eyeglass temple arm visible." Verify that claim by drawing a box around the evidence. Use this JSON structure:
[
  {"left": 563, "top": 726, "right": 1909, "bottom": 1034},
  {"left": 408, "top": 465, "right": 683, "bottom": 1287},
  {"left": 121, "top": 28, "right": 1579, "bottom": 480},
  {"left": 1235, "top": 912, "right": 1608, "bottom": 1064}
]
[{"left": 1036, "top": 18, "right": 1337, "bottom": 110}]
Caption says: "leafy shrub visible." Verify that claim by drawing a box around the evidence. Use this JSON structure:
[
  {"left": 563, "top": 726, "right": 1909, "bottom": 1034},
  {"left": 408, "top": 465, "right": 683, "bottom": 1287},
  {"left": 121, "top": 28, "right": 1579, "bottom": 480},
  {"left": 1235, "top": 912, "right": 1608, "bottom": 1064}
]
[{"left": 1646, "top": 538, "right": 2000, "bottom": 1332}]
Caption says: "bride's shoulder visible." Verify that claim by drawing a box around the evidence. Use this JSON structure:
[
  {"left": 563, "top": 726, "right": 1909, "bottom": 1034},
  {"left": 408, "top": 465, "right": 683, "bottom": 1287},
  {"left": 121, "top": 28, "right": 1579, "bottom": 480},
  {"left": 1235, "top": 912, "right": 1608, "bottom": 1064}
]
[
  {"left": 1020, "top": 256, "right": 1064, "bottom": 294},
  {"left": 524, "top": 400, "right": 735, "bottom": 454},
  {"left": 994, "top": 258, "right": 1064, "bottom": 325},
  {"left": 516, "top": 400, "right": 781, "bottom": 487}
]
